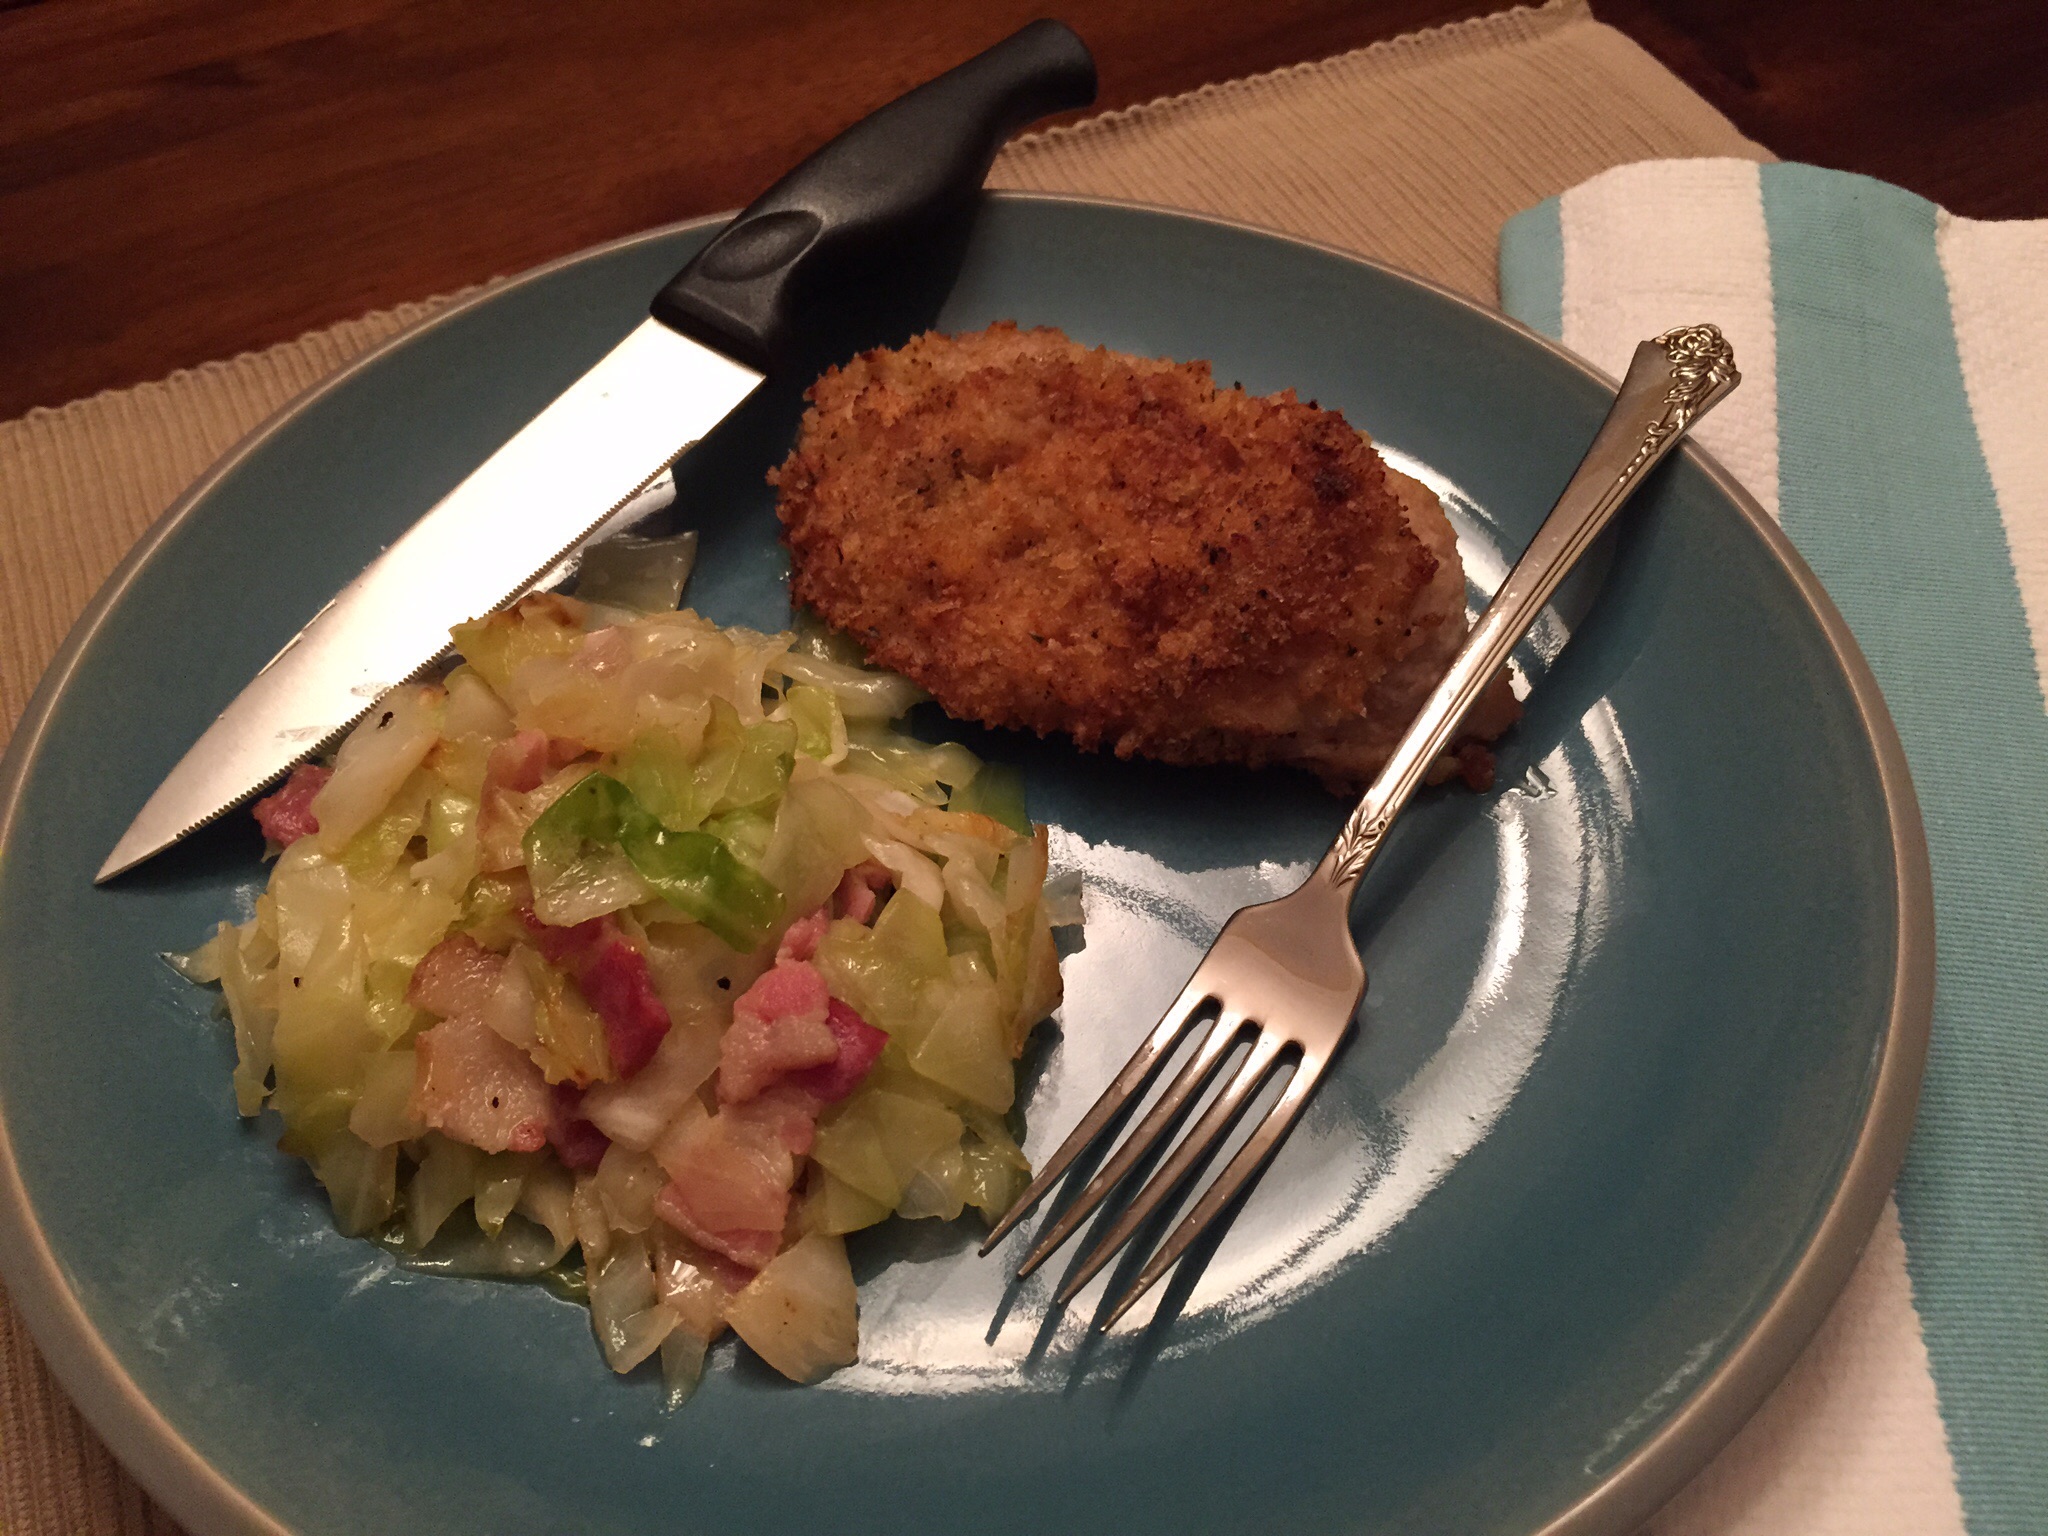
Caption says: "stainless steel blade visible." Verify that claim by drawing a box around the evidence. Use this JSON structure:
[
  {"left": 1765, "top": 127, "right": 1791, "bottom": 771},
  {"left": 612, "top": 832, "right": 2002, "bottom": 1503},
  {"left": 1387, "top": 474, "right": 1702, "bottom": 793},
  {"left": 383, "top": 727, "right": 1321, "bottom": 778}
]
[{"left": 99, "top": 319, "right": 763, "bottom": 882}]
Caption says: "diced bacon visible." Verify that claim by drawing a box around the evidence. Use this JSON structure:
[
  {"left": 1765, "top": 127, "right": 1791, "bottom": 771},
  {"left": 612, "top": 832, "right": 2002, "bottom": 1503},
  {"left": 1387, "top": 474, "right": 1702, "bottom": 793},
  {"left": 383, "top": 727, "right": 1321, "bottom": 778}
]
[
  {"left": 834, "top": 877, "right": 877, "bottom": 926},
  {"left": 573, "top": 937, "right": 671, "bottom": 1078},
  {"left": 524, "top": 912, "right": 672, "bottom": 1078},
  {"left": 652, "top": 1091, "right": 817, "bottom": 1269},
  {"left": 655, "top": 1185, "right": 781, "bottom": 1271},
  {"left": 477, "top": 761, "right": 592, "bottom": 874},
  {"left": 547, "top": 1082, "right": 610, "bottom": 1171},
  {"left": 408, "top": 1016, "right": 550, "bottom": 1153},
  {"left": 580, "top": 1018, "right": 722, "bottom": 1150},
  {"left": 832, "top": 860, "right": 893, "bottom": 924},
  {"left": 653, "top": 1103, "right": 792, "bottom": 1203},
  {"left": 785, "top": 1000, "right": 889, "bottom": 1103},
  {"left": 484, "top": 728, "right": 550, "bottom": 795},
  {"left": 252, "top": 763, "right": 332, "bottom": 847},
  {"left": 406, "top": 934, "right": 507, "bottom": 1020},
  {"left": 474, "top": 730, "right": 555, "bottom": 873},
  {"left": 735, "top": 958, "right": 831, "bottom": 1027},
  {"left": 719, "top": 960, "right": 834, "bottom": 1104},
  {"left": 719, "top": 1013, "right": 836, "bottom": 1105},
  {"left": 728, "top": 1084, "right": 821, "bottom": 1158},
  {"left": 776, "top": 907, "right": 831, "bottom": 965}
]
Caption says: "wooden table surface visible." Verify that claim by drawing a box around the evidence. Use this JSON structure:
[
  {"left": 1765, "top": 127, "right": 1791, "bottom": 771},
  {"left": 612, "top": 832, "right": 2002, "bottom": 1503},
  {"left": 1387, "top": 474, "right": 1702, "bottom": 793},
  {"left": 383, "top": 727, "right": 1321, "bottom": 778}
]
[{"left": 2, "top": 0, "right": 2040, "bottom": 422}]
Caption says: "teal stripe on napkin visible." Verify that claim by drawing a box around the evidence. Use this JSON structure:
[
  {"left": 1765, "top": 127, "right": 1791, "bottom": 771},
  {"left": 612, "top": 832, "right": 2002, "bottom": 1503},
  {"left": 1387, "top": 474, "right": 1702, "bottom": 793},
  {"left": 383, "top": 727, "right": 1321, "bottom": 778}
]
[
  {"left": 1760, "top": 166, "right": 2048, "bottom": 1536},
  {"left": 1498, "top": 197, "right": 1563, "bottom": 347},
  {"left": 1501, "top": 166, "right": 2048, "bottom": 1535}
]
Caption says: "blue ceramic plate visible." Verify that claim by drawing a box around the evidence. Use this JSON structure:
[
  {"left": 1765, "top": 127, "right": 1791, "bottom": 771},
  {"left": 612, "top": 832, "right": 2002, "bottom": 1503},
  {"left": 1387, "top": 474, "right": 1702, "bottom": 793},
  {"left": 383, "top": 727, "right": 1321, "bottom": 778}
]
[{"left": 0, "top": 196, "right": 1930, "bottom": 1536}]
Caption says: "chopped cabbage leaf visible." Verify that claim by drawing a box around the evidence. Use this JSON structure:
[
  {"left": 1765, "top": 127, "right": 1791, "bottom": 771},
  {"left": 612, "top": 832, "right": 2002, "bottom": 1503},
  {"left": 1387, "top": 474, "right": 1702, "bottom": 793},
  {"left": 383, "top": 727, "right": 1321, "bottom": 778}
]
[
  {"left": 524, "top": 773, "right": 782, "bottom": 951},
  {"left": 173, "top": 594, "right": 1078, "bottom": 1398},
  {"left": 574, "top": 530, "right": 698, "bottom": 614}
]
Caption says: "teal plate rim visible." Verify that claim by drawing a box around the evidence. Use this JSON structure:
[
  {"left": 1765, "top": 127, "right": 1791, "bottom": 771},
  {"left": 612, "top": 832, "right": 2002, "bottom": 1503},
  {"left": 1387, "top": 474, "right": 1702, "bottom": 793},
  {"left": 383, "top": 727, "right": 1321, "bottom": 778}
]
[{"left": 0, "top": 192, "right": 1934, "bottom": 1536}]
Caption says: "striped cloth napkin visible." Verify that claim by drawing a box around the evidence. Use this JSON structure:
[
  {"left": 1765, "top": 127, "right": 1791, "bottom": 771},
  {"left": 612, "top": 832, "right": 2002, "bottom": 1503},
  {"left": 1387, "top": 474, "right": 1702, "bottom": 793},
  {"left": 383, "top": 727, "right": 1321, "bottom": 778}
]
[{"left": 1499, "top": 161, "right": 2048, "bottom": 1536}]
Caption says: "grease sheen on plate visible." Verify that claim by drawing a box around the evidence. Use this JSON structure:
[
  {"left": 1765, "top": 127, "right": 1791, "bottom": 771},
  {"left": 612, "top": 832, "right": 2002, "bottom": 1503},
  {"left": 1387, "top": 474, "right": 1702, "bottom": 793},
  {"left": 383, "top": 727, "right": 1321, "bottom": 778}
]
[{"left": 0, "top": 195, "right": 1923, "bottom": 1536}]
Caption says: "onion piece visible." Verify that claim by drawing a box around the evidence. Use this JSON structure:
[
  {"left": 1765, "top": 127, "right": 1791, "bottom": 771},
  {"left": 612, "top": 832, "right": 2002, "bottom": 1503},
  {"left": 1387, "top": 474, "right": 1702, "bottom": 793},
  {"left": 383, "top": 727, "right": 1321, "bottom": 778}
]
[
  {"left": 860, "top": 836, "right": 945, "bottom": 914},
  {"left": 481, "top": 946, "right": 542, "bottom": 1050},
  {"left": 398, "top": 1211, "right": 566, "bottom": 1278},
  {"left": 580, "top": 1018, "right": 722, "bottom": 1150},
  {"left": 1041, "top": 870, "right": 1085, "bottom": 929},
  {"left": 590, "top": 1143, "right": 668, "bottom": 1232},
  {"left": 443, "top": 665, "right": 516, "bottom": 740},
  {"left": 347, "top": 1049, "right": 422, "bottom": 1148},
  {"left": 406, "top": 1135, "right": 483, "bottom": 1248},
  {"left": 164, "top": 924, "right": 228, "bottom": 984},
  {"left": 725, "top": 1233, "right": 858, "bottom": 1384},
  {"left": 574, "top": 531, "right": 699, "bottom": 614},
  {"left": 590, "top": 1233, "right": 680, "bottom": 1373},
  {"left": 474, "top": 1153, "right": 531, "bottom": 1237},
  {"left": 776, "top": 650, "right": 927, "bottom": 722},
  {"left": 312, "top": 684, "right": 443, "bottom": 854},
  {"left": 659, "top": 1325, "right": 710, "bottom": 1409},
  {"left": 515, "top": 1159, "right": 577, "bottom": 1257}
]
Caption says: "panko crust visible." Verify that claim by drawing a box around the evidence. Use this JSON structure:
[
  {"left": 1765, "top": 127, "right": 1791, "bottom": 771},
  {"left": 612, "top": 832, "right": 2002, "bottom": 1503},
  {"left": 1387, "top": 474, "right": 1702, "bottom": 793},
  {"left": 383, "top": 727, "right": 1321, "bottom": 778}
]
[{"left": 771, "top": 323, "right": 1515, "bottom": 791}]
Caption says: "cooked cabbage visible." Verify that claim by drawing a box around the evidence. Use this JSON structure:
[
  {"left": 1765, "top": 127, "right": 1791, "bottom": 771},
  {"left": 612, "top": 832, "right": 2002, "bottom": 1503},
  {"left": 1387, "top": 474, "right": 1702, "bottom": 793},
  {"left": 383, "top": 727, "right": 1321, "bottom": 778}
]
[
  {"left": 724, "top": 1234, "right": 859, "bottom": 1384},
  {"left": 176, "top": 584, "right": 1079, "bottom": 1398}
]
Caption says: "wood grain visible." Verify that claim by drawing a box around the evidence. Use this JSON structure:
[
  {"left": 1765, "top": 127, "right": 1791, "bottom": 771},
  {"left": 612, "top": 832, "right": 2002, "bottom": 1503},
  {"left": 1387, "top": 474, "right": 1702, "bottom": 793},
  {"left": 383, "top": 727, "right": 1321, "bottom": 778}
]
[
  {"left": 0, "top": 0, "right": 2041, "bottom": 420},
  {"left": 0, "top": 0, "right": 1500, "bottom": 420},
  {"left": 1595, "top": 0, "right": 2048, "bottom": 220}
]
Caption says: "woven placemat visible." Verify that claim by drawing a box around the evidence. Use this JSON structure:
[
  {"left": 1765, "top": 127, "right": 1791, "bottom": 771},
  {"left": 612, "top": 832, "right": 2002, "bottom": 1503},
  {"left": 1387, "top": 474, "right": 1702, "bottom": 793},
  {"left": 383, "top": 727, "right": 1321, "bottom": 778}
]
[{"left": 0, "top": 3, "right": 1762, "bottom": 1530}]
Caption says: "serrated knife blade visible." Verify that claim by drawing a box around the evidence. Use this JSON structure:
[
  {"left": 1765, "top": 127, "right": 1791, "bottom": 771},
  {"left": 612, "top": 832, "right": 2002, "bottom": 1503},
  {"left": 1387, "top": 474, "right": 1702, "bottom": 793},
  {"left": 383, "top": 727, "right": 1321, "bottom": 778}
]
[
  {"left": 97, "top": 19, "right": 1097, "bottom": 883},
  {"left": 97, "top": 320, "right": 761, "bottom": 882}
]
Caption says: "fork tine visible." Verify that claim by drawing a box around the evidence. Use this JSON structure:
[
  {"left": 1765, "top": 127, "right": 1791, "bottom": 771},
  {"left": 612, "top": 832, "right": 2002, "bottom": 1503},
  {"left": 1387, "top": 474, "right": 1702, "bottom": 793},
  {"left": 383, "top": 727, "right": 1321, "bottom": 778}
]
[
  {"left": 1013, "top": 1010, "right": 1247, "bottom": 1279},
  {"left": 979, "top": 980, "right": 1214, "bottom": 1256},
  {"left": 1053, "top": 1028, "right": 1287, "bottom": 1307},
  {"left": 1097, "top": 1049, "right": 1327, "bottom": 1330}
]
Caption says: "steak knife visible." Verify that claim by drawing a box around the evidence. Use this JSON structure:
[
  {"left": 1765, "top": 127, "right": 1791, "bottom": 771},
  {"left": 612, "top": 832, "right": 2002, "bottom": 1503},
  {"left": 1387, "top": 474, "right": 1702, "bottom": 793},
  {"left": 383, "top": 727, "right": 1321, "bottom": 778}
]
[{"left": 99, "top": 20, "right": 1096, "bottom": 882}]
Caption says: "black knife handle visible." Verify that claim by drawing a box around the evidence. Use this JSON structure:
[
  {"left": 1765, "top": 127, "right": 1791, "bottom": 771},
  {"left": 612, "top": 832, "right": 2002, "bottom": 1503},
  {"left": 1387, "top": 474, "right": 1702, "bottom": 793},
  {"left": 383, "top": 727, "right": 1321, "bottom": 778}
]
[{"left": 650, "top": 19, "right": 1095, "bottom": 373}]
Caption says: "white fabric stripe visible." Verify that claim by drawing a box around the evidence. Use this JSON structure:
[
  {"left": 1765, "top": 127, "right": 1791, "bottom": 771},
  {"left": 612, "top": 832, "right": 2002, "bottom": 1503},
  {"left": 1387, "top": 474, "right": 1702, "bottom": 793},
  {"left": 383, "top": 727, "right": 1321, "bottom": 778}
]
[
  {"left": 1559, "top": 158, "right": 1780, "bottom": 518},
  {"left": 1647, "top": 1199, "right": 1969, "bottom": 1536},
  {"left": 1557, "top": 167, "right": 1967, "bottom": 1535},
  {"left": 1938, "top": 210, "right": 2048, "bottom": 710}
]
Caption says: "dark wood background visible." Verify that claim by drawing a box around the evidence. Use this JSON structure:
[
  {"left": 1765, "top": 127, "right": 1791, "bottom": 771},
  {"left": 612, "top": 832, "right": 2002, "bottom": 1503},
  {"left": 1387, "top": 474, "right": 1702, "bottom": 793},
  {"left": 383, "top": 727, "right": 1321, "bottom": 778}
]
[{"left": 1, "top": 0, "right": 2038, "bottom": 421}]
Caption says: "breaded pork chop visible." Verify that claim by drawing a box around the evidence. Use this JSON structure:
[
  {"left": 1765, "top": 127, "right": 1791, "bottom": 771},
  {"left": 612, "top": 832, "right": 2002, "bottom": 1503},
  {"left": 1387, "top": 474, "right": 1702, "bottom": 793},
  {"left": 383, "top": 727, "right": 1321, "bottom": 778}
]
[{"left": 771, "top": 323, "right": 1517, "bottom": 792}]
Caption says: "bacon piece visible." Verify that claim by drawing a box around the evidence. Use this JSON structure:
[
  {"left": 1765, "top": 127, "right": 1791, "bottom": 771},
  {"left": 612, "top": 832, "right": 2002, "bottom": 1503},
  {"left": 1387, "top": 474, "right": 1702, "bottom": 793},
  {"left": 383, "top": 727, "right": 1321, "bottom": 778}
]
[
  {"left": 652, "top": 1091, "right": 818, "bottom": 1269},
  {"left": 832, "top": 861, "right": 892, "bottom": 924},
  {"left": 573, "top": 937, "right": 672, "bottom": 1078},
  {"left": 406, "top": 934, "right": 507, "bottom": 1020},
  {"left": 475, "top": 729, "right": 556, "bottom": 873},
  {"left": 485, "top": 728, "right": 550, "bottom": 795},
  {"left": 729, "top": 1083, "right": 821, "bottom": 1158},
  {"left": 252, "top": 764, "right": 332, "bottom": 848},
  {"left": 525, "top": 912, "right": 672, "bottom": 1078},
  {"left": 719, "top": 960, "right": 834, "bottom": 1104},
  {"left": 785, "top": 1000, "right": 889, "bottom": 1103},
  {"left": 547, "top": 1083, "right": 611, "bottom": 1171},
  {"left": 734, "top": 958, "right": 831, "bottom": 1030},
  {"left": 409, "top": 1016, "right": 550, "bottom": 1153},
  {"left": 776, "top": 907, "right": 832, "bottom": 964},
  {"left": 655, "top": 1186, "right": 780, "bottom": 1271}
]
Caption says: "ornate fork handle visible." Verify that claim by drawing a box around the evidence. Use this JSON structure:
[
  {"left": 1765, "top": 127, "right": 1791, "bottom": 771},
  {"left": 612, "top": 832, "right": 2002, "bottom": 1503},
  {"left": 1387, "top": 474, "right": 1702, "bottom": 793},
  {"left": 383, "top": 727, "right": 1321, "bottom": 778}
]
[
  {"left": 978, "top": 327, "right": 1740, "bottom": 1324},
  {"left": 1324, "top": 325, "right": 1739, "bottom": 889}
]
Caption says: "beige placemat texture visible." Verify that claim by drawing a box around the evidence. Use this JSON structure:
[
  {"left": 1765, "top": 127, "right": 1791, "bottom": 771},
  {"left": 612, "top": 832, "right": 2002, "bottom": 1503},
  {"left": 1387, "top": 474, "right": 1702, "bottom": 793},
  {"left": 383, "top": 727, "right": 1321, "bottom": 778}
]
[{"left": 0, "top": 2, "right": 1763, "bottom": 1530}]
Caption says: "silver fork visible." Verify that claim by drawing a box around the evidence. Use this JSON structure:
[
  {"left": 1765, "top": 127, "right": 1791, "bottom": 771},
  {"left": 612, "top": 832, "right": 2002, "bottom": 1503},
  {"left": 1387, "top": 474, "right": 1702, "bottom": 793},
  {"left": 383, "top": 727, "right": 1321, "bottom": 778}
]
[{"left": 981, "top": 325, "right": 1741, "bottom": 1328}]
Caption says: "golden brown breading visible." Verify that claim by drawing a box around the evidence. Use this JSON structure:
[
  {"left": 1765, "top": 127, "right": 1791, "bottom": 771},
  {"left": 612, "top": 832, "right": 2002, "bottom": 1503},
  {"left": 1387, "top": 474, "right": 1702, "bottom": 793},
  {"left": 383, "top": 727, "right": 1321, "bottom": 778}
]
[{"left": 771, "top": 323, "right": 1515, "bottom": 791}]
